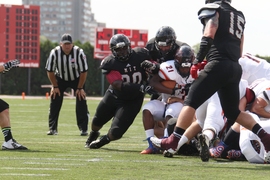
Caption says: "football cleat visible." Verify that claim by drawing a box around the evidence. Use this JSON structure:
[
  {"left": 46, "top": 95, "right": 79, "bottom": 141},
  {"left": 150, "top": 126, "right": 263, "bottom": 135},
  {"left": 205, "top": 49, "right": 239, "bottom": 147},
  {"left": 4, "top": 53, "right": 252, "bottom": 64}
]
[
  {"left": 198, "top": 134, "right": 210, "bottom": 162},
  {"left": 163, "top": 150, "right": 174, "bottom": 158},
  {"left": 2, "top": 139, "right": 28, "bottom": 150},
  {"left": 150, "top": 137, "right": 162, "bottom": 148},
  {"left": 227, "top": 149, "right": 245, "bottom": 160},
  {"left": 150, "top": 134, "right": 179, "bottom": 155},
  {"left": 47, "top": 129, "right": 58, "bottom": 135},
  {"left": 85, "top": 131, "right": 100, "bottom": 148},
  {"left": 89, "top": 135, "right": 110, "bottom": 149},
  {"left": 141, "top": 137, "right": 162, "bottom": 154},
  {"left": 140, "top": 147, "right": 161, "bottom": 154},
  {"left": 80, "top": 130, "right": 88, "bottom": 136},
  {"left": 209, "top": 141, "right": 228, "bottom": 158},
  {"left": 264, "top": 151, "right": 270, "bottom": 164}
]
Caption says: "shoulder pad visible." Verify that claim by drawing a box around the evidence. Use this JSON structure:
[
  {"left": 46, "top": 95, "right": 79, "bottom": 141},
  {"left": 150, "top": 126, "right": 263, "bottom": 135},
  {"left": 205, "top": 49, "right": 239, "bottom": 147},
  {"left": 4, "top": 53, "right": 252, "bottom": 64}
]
[
  {"left": 99, "top": 55, "right": 114, "bottom": 74},
  {"left": 198, "top": 3, "right": 220, "bottom": 20}
]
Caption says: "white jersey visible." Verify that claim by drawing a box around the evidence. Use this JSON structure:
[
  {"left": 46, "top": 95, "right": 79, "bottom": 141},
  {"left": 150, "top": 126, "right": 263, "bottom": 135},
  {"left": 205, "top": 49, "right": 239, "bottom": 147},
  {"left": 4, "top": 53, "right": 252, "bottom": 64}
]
[
  {"left": 158, "top": 60, "right": 194, "bottom": 102},
  {"left": 248, "top": 78, "right": 270, "bottom": 117},
  {"left": 239, "top": 79, "right": 249, "bottom": 99},
  {"left": 239, "top": 53, "right": 270, "bottom": 85},
  {"left": 240, "top": 112, "right": 270, "bottom": 164}
]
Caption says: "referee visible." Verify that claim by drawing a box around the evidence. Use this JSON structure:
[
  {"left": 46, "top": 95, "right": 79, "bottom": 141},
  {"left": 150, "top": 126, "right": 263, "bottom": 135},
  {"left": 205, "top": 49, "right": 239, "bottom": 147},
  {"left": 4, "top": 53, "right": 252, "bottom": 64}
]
[{"left": 45, "top": 33, "right": 89, "bottom": 136}]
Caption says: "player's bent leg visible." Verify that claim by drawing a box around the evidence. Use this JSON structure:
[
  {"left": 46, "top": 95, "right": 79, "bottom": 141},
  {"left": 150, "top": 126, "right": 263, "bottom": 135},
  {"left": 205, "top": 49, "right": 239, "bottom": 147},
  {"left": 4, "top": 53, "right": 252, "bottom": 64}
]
[{"left": 89, "top": 135, "right": 110, "bottom": 149}]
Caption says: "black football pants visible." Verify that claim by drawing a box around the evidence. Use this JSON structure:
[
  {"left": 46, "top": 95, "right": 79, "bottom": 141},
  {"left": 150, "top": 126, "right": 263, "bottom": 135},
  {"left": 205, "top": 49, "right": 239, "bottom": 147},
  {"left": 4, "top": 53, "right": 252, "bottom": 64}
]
[{"left": 48, "top": 77, "right": 89, "bottom": 132}]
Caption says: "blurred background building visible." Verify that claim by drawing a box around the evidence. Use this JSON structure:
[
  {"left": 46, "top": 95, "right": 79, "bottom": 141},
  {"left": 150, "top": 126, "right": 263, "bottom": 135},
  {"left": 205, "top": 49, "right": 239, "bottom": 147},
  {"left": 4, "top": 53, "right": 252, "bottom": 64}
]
[{"left": 22, "top": 0, "right": 105, "bottom": 46}]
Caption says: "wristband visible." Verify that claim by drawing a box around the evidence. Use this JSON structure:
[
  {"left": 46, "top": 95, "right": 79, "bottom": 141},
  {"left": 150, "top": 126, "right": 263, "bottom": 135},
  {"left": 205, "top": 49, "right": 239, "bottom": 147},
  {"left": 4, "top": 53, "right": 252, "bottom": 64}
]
[
  {"left": 77, "top": 88, "right": 83, "bottom": 90},
  {"left": 171, "top": 88, "right": 175, "bottom": 95},
  {"left": 53, "top": 86, "right": 58, "bottom": 88}
]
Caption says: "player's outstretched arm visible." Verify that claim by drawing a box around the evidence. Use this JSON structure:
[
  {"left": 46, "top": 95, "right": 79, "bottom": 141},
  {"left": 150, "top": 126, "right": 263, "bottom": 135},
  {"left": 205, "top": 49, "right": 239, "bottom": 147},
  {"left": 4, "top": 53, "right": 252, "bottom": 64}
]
[{"left": 1, "top": 59, "right": 20, "bottom": 73}]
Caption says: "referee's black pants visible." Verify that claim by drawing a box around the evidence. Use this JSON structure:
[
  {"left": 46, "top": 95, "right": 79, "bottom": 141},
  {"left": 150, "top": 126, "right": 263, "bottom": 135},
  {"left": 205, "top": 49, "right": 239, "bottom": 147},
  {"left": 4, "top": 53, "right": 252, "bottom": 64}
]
[{"left": 48, "top": 77, "right": 89, "bottom": 132}]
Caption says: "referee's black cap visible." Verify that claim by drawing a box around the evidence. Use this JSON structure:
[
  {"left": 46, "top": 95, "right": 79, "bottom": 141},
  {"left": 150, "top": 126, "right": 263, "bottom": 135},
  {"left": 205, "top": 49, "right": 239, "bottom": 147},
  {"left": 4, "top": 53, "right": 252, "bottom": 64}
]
[{"left": 61, "top": 33, "right": 72, "bottom": 44}]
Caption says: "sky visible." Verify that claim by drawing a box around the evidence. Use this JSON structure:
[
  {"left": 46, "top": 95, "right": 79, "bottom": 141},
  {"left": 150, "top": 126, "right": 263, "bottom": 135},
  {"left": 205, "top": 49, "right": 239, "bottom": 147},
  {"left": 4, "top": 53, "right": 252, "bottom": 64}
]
[{"left": 1, "top": 0, "right": 270, "bottom": 56}]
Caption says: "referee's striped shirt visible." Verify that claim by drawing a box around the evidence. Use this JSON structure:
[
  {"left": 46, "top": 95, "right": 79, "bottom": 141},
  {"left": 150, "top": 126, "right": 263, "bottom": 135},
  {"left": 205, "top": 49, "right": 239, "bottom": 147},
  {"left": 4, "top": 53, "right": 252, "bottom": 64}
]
[{"left": 45, "top": 45, "right": 88, "bottom": 81}]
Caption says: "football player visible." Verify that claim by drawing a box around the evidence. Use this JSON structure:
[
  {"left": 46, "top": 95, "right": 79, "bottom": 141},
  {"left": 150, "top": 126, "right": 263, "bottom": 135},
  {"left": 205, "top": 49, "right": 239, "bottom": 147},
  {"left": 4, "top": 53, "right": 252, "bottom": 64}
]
[
  {"left": 210, "top": 78, "right": 270, "bottom": 160},
  {"left": 145, "top": 26, "right": 189, "bottom": 64},
  {"left": 0, "top": 59, "right": 28, "bottom": 150},
  {"left": 171, "top": 79, "right": 251, "bottom": 160},
  {"left": 151, "top": 0, "right": 270, "bottom": 163},
  {"left": 140, "top": 45, "right": 194, "bottom": 154},
  {"left": 142, "top": 26, "right": 191, "bottom": 100},
  {"left": 85, "top": 34, "right": 155, "bottom": 149},
  {"left": 239, "top": 113, "right": 270, "bottom": 164},
  {"left": 239, "top": 53, "right": 270, "bottom": 85}
]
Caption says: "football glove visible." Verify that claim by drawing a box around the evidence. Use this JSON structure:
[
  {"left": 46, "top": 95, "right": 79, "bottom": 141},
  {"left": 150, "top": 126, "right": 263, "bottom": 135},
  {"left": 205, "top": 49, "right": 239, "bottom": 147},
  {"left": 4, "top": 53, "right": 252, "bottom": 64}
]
[
  {"left": 141, "top": 60, "right": 160, "bottom": 74},
  {"left": 140, "top": 84, "right": 157, "bottom": 95},
  {"left": 200, "top": 60, "right": 207, "bottom": 70},
  {"left": 190, "top": 63, "right": 200, "bottom": 79},
  {"left": 3, "top": 59, "right": 20, "bottom": 72}
]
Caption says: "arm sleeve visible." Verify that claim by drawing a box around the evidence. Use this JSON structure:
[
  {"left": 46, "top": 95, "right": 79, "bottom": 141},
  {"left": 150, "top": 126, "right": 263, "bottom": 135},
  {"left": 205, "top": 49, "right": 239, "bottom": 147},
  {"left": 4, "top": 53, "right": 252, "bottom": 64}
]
[{"left": 106, "top": 70, "right": 122, "bottom": 84}]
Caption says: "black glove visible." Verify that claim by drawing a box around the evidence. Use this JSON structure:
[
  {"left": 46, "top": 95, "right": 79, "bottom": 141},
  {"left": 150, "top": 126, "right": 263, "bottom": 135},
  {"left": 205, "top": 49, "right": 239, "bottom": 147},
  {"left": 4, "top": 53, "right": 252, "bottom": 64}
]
[
  {"left": 171, "top": 87, "right": 182, "bottom": 96},
  {"left": 140, "top": 84, "right": 157, "bottom": 95},
  {"left": 183, "top": 83, "right": 192, "bottom": 95},
  {"left": 141, "top": 60, "right": 160, "bottom": 74},
  {"left": 3, "top": 59, "right": 20, "bottom": 72}
]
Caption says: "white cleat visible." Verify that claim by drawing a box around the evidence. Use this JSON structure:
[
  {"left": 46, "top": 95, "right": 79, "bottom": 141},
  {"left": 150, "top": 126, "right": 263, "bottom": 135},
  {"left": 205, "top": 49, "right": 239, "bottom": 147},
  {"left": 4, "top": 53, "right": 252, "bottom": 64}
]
[
  {"left": 150, "top": 137, "right": 162, "bottom": 148},
  {"left": 2, "top": 139, "right": 28, "bottom": 150},
  {"left": 264, "top": 151, "right": 270, "bottom": 164}
]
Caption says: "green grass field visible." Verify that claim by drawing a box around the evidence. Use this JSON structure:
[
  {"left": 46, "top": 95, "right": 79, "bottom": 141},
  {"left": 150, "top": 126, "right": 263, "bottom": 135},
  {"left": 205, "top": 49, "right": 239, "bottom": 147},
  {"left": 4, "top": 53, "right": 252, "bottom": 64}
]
[{"left": 0, "top": 97, "right": 270, "bottom": 180}]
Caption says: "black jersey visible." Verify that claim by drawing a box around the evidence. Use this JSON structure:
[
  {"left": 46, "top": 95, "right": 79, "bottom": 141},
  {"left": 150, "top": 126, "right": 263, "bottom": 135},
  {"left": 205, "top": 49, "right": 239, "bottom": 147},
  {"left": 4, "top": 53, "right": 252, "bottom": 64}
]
[
  {"left": 145, "top": 38, "right": 189, "bottom": 64},
  {"left": 206, "top": 2, "right": 245, "bottom": 62},
  {"left": 100, "top": 47, "right": 151, "bottom": 100}
]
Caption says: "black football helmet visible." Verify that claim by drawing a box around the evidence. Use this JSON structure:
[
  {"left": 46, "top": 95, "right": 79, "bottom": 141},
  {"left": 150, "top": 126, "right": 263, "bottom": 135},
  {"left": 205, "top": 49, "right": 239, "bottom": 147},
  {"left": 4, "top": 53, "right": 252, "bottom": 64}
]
[
  {"left": 155, "top": 26, "right": 176, "bottom": 56},
  {"left": 174, "top": 46, "right": 195, "bottom": 77},
  {"left": 205, "top": 0, "right": 231, "bottom": 4},
  {"left": 109, "top": 34, "right": 131, "bottom": 61}
]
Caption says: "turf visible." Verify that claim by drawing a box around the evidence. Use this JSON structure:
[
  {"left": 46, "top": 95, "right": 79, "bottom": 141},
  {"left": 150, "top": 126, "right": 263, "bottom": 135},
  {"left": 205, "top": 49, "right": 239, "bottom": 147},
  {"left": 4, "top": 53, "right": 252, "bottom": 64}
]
[{"left": 0, "top": 97, "right": 270, "bottom": 180}]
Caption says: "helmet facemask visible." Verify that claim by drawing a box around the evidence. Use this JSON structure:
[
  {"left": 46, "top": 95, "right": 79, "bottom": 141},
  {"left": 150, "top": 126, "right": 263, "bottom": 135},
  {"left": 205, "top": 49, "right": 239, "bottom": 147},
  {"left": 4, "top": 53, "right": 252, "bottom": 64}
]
[
  {"left": 174, "top": 57, "right": 192, "bottom": 78},
  {"left": 205, "top": 0, "right": 231, "bottom": 4},
  {"left": 109, "top": 34, "right": 132, "bottom": 61},
  {"left": 174, "top": 46, "right": 194, "bottom": 77},
  {"left": 111, "top": 43, "right": 131, "bottom": 61},
  {"left": 155, "top": 26, "right": 176, "bottom": 57},
  {"left": 155, "top": 39, "right": 174, "bottom": 57}
]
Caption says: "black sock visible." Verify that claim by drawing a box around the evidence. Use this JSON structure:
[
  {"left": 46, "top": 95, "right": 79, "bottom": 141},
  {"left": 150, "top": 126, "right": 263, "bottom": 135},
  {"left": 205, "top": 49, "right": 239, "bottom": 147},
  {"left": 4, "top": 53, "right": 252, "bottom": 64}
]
[
  {"left": 252, "top": 123, "right": 270, "bottom": 151},
  {"left": 252, "top": 123, "right": 263, "bottom": 135},
  {"left": 2, "top": 127, "right": 13, "bottom": 142},
  {"left": 174, "top": 127, "right": 185, "bottom": 138},
  {"left": 223, "top": 127, "right": 239, "bottom": 147}
]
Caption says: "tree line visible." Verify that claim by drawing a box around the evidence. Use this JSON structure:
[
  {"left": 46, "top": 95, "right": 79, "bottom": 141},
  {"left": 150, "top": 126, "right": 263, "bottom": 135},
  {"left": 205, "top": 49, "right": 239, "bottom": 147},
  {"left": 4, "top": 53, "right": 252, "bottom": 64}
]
[{"left": 0, "top": 40, "right": 109, "bottom": 96}]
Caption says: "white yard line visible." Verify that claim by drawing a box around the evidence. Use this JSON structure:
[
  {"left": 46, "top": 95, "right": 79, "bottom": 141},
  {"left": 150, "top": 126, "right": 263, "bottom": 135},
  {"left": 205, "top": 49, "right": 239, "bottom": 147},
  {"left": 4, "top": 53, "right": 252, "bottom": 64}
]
[{"left": 1, "top": 173, "right": 51, "bottom": 177}]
